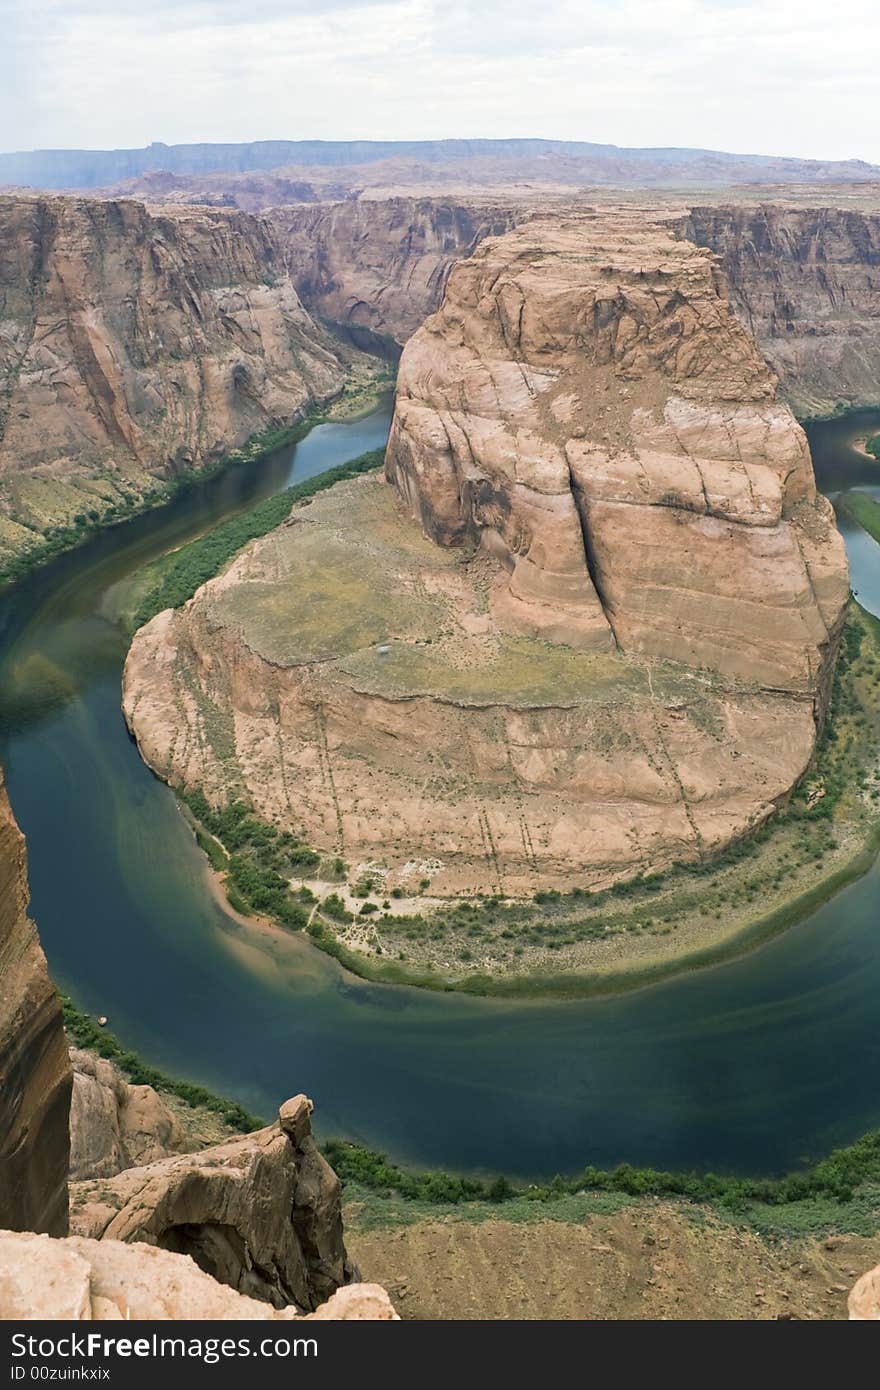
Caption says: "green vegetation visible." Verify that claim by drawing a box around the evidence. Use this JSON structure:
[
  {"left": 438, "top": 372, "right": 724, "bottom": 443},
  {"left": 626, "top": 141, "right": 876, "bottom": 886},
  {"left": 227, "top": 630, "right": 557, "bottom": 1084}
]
[
  {"left": 65, "top": 994, "right": 880, "bottom": 1238},
  {"left": 326, "top": 1134, "right": 880, "bottom": 1238},
  {"left": 61, "top": 997, "right": 264, "bottom": 1133},
  {"left": 0, "top": 415, "right": 328, "bottom": 592},
  {"left": 865, "top": 434, "right": 880, "bottom": 460},
  {"left": 180, "top": 790, "right": 319, "bottom": 928},
  {"left": 132, "top": 448, "right": 385, "bottom": 630},
  {"left": 838, "top": 489, "right": 880, "bottom": 544}
]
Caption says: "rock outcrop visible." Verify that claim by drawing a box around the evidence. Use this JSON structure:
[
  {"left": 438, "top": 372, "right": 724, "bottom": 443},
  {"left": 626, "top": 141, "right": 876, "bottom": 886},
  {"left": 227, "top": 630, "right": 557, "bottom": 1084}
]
[
  {"left": 0, "top": 1231, "right": 395, "bottom": 1320},
  {"left": 68, "top": 1049, "right": 189, "bottom": 1181},
  {"left": 275, "top": 197, "right": 521, "bottom": 346},
  {"left": 682, "top": 205, "right": 880, "bottom": 418},
  {"left": 387, "top": 212, "right": 847, "bottom": 694},
  {"left": 0, "top": 771, "right": 71, "bottom": 1236},
  {"left": 0, "top": 196, "right": 346, "bottom": 565},
  {"left": 125, "top": 468, "right": 829, "bottom": 894},
  {"left": 849, "top": 1264, "right": 880, "bottom": 1319},
  {"left": 70, "top": 1096, "right": 354, "bottom": 1313},
  {"left": 123, "top": 212, "right": 847, "bottom": 896}
]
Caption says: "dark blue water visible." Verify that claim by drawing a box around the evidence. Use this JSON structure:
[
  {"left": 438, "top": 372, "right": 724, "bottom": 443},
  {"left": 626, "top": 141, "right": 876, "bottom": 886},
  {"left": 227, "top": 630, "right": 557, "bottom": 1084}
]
[{"left": 1, "top": 403, "right": 879, "bottom": 1180}]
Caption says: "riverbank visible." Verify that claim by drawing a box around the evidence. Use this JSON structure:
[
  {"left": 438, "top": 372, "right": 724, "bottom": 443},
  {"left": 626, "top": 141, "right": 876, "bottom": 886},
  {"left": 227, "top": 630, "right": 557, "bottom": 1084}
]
[
  {"left": 0, "top": 360, "right": 394, "bottom": 594},
  {"left": 162, "top": 598, "right": 880, "bottom": 1000},
  {"left": 63, "top": 996, "right": 880, "bottom": 1245}
]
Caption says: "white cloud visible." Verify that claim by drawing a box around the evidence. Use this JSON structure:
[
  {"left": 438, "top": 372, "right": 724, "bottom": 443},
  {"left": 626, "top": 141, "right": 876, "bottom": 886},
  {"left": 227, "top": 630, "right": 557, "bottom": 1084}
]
[{"left": 1, "top": 0, "right": 879, "bottom": 162}]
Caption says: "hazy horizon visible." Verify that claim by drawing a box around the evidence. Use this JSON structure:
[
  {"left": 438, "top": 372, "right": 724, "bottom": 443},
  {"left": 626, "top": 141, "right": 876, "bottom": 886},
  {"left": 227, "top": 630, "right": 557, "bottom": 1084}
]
[
  {"left": 3, "top": 1, "right": 879, "bottom": 165},
  {"left": 0, "top": 134, "right": 876, "bottom": 165}
]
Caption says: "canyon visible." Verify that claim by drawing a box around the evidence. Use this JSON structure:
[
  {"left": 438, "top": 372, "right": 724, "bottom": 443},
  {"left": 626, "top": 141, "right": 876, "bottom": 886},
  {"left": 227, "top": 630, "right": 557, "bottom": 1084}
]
[
  {"left": 0, "top": 196, "right": 348, "bottom": 570},
  {"left": 4, "top": 159, "right": 880, "bottom": 1321},
  {"left": 4, "top": 189, "right": 880, "bottom": 581},
  {"left": 0, "top": 759, "right": 389, "bottom": 1319},
  {"left": 124, "top": 210, "right": 848, "bottom": 898}
]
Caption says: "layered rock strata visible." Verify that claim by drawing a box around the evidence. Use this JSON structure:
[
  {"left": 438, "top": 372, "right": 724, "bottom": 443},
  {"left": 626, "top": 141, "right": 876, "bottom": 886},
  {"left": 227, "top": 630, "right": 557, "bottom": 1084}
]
[
  {"left": 0, "top": 196, "right": 346, "bottom": 562},
  {"left": 682, "top": 205, "right": 880, "bottom": 418},
  {"left": 387, "top": 213, "right": 847, "bottom": 692},
  {"left": 0, "top": 1232, "right": 395, "bottom": 1320},
  {"left": 70, "top": 1096, "right": 355, "bottom": 1313},
  {"left": 275, "top": 197, "right": 521, "bottom": 345},
  {"left": 0, "top": 771, "right": 71, "bottom": 1235}
]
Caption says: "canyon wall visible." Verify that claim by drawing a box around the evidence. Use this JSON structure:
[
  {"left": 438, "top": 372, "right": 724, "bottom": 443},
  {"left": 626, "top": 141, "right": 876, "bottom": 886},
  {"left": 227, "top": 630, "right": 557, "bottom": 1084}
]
[
  {"left": 682, "top": 206, "right": 880, "bottom": 417},
  {"left": 275, "top": 198, "right": 522, "bottom": 345},
  {"left": 0, "top": 196, "right": 347, "bottom": 565},
  {"left": 0, "top": 772, "right": 71, "bottom": 1236}
]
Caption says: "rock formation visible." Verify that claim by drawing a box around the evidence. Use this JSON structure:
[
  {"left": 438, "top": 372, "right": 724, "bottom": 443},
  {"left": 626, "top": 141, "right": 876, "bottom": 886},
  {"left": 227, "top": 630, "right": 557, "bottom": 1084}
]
[
  {"left": 387, "top": 212, "right": 847, "bottom": 693},
  {"left": 682, "top": 205, "right": 880, "bottom": 418},
  {"left": 0, "top": 771, "right": 71, "bottom": 1236},
  {"left": 275, "top": 198, "right": 521, "bottom": 345},
  {"left": 68, "top": 1049, "right": 190, "bottom": 1181},
  {"left": 0, "top": 1232, "right": 396, "bottom": 1320},
  {"left": 124, "top": 212, "right": 848, "bottom": 895},
  {"left": 0, "top": 196, "right": 346, "bottom": 565},
  {"left": 849, "top": 1263, "right": 880, "bottom": 1319},
  {"left": 70, "top": 1096, "right": 355, "bottom": 1313}
]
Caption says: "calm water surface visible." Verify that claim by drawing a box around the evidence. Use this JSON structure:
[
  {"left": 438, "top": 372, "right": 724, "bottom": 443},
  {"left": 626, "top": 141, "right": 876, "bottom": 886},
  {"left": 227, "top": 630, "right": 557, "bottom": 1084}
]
[{"left": 1, "top": 403, "right": 879, "bottom": 1179}]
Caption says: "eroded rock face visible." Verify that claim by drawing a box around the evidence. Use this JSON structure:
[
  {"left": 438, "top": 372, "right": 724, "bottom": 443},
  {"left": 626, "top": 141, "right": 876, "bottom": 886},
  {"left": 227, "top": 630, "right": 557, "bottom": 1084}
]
[
  {"left": 70, "top": 1096, "right": 354, "bottom": 1312},
  {"left": 0, "top": 772, "right": 71, "bottom": 1236},
  {"left": 0, "top": 196, "right": 345, "bottom": 563},
  {"left": 0, "top": 1232, "right": 395, "bottom": 1321},
  {"left": 123, "top": 212, "right": 848, "bottom": 896},
  {"left": 125, "top": 471, "right": 821, "bottom": 895},
  {"left": 68, "top": 1049, "right": 190, "bottom": 1181},
  {"left": 682, "top": 205, "right": 880, "bottom": 418},
  {"left": 275, "top": 198, "right": 521, "bottom": 345},
  {"left": 387, "top": 213, "right": 847, "bottom": 694}
]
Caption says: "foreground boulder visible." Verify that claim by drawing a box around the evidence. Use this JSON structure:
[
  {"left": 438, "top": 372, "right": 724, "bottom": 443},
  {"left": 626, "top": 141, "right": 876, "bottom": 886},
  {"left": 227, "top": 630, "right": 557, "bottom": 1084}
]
[
  {"left": 0, "top": 773, "right": 71, "bottom": 1236},
  {"left": 70, "top": 1096, "right": 353, "bottom": 1312},
  {"left": 0, "top": 1231, "right": 395, "bottom": 1321},
  {"left": 849, "top": 1264, "right": 880, "bottom": 1319}
]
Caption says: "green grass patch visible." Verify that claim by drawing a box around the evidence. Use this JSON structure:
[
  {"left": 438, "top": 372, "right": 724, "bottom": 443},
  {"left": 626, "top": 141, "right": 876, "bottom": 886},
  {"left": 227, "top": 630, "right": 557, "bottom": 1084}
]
[
  {"left": 132, "top": 448, "right": 384, "bottom": 630},
  {"left": 838, "top": 489, "right": 880, "bottom": 544},
  {"left": 327, "top": 1134, "right": 880, "bottom": 1238}
]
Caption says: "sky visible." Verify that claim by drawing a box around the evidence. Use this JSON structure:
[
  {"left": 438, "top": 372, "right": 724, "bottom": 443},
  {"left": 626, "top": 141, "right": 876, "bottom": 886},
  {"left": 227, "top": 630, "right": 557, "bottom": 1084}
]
[{"left": 2, "top": 0, "right": 879, "bottom": 162}]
